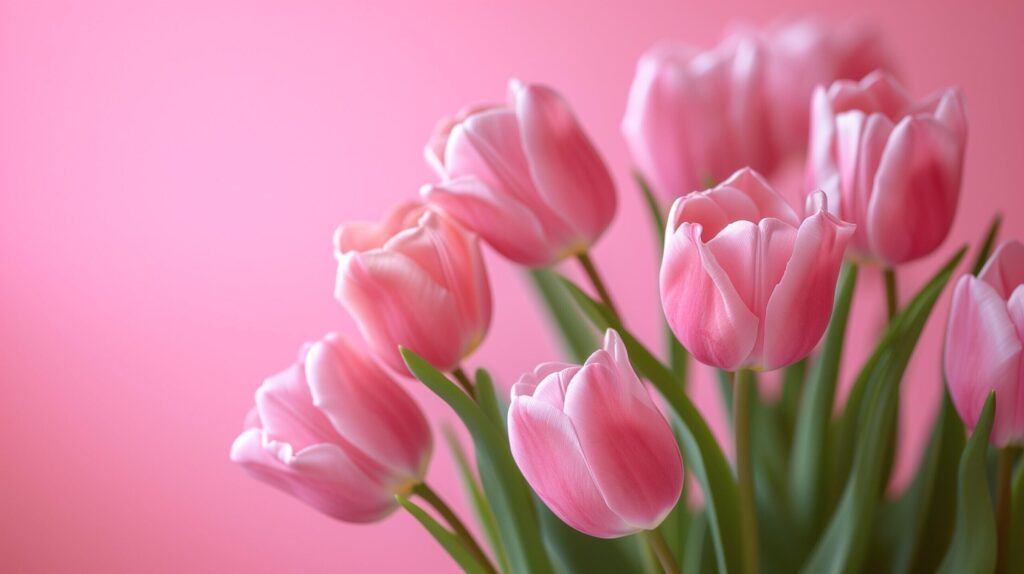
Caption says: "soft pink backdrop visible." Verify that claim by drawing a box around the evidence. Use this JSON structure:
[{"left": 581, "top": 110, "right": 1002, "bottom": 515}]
[{"left": 2, "top": 0, "right": 1021, "bottom": 572}]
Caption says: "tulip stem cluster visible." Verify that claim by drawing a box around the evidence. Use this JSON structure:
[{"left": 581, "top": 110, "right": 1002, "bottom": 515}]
[
  {"left": 733, "top": 369, "right": 759, "bottom": 574},
  {"left": 884, "top": 267, "right": 899, "bottom": 320},
  {"left": 452, "top": 367, "right": 476, "bottom": 400},
  {"left": 576, "top": 252, "right": 619, "bottom": 318},
  {"left": 412, "top": 482, "right": 498, "bottom": 574},
  {"left": 643, "top": 529, "right": 680, "bottom": 574},
  {"left": 995, "top": 446, "right": 1020, "bottom": 574}
]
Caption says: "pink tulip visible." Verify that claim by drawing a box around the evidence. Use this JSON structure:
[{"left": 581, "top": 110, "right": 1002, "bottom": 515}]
[
  {"left": 660, "top": 168, "right": 854, "bottom": 371},
  {"left": 805, "top": 71, "right": 966, "bottom": 265},
  {"left": 622, "top": 37, "right": 777, "bottom": 200},
  {"left": 508, "top": 329, "right": 683, "bottom": 538},
  {"left": 334, "top": 202, "right": 491, "bottom": 373},
  {"left": 230, "top": 334, "right": 433, "bottom": 522},
  {"left": 761, "top": 19, "right": 893, "bottom": 157},
  {"left": 423, "top": 80, "right": 617, "bottom": 267},
  {"left": 944, "top": 241, "right": 1024, "bottom": 446}
]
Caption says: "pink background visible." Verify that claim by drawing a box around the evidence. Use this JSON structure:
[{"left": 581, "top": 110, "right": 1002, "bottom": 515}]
[{"left": 2, "top": 0, "right": 1022, "bottom": 572}]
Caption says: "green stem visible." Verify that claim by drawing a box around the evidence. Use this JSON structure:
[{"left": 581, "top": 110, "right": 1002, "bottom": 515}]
[
  {"left": 644, "top": 529, "right": 680, "bottom": 574},
  {"left": 996, "top": 446, "right": 1020, "bottom": 574},
  {"left": 884, "top": 267, "right": 899, "bottom": 320},
  {"left": 577, "top": 252, "right": 620, "bottom": 319},
  {"left": 734, "top": 369, "right": 759, "bottom": 574},
  {"left": 452, "top": 367, "right": 476, "bottom": 400},
  {"left": 414, "top": 482, "right": 498, "bottom": 574}
]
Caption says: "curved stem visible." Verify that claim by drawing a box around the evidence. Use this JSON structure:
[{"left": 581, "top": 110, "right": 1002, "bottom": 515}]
[
  {"left": 884, "top": 267, "right": 898, "bottom": 320},
  {"left": 734, "top": 369, "right": 759, "bottom": 574},
  {"left": 644, "top": 529, "right": 680, "bottom": 574},
  {"left": 996, "top": 446, "right": 1020, "bottom": 574},
  {"left": 577, "top": 251, "right": 620, "bottom": 319},
  {"left": 414, "top": 482, "right": 498, "bottom": 574},
  {"left": 452, "top": 366, "right": 476, "bottom": 400}
]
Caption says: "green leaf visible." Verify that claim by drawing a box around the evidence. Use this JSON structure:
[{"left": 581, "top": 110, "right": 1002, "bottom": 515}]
[
  {"left": 789, "top": 262, "right": 859, "bottom": 542},
  {"left": 474, "top": 368, "right": 506, "bottom": 430},
  {"left": 397, "top": 495, "right": 492, "bottom": 574},
  {"left": 558, "top": 277, "right": 745, "bottom": 574},
  {"left": 528, "top": 268, "right": 597, "bottom": 362},
  {"left": 801, "top": 247, "right": 966, "bottom": 574},
  {"left": 971, "top": 214, "right": 1002, "bottom": 275},
  {"left": 443, "top": 427, "right": 512, "bottom": 574},
  {"left": 1010, "top": 455, "right": 1024, "bottom": 573},
  {"left": 937, "top": 393, "right": 997, "bottom": 574},
  {"left": 535, "top": 503, "right": 651, "bottom": 574},
  {"left": 401, "top": 348, "right": 556, "bottom": 574}
]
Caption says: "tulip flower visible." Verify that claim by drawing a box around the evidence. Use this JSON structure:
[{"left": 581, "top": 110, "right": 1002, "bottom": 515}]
[
  {"left": 334, "top": 202, "right": 491, "bottom": 373},
  {"left": 944, "top": 240, "right": 1024, "bottom": 446},
  {"left": 805, "top": 71, "right": 966, "bottom": 265},
  {"left": 661, "top": 168, "right": 854, "bottom": 371},
  {"left": 423, "top": 80, "right": 617, "bottom": 267},
  {"left": 507, "top": 329, "right": 683, "bottom": 538},
  {"left": 230, "top": 334, "right": 433, "bottom": 522},
  {"left": 622, "top": 36, "right": 777, "bottom": 199},
  {"left": 761, "top": 18, "right": 892, "bottom": 157}
]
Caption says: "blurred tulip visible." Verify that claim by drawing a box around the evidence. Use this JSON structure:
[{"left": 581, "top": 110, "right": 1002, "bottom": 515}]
[
  {"left": 508, "top": 329, "right": 683, "bottom": 538},
  {"left": 622, "top": 36, "right": 776, "bottom": 199},
  {"left": 334, "top": 202, "right": 491, "bottom": 373},
  {"left": 761, "top": 18, "right": 893, "bottom": 157},
  {"left": 806, "top": 71, "right": 966, "bottom": 265},
  {"left": 423, "top": 80, "right": 617, "bottom": 267},
  {"left": 231, "top": 334, "right": 433, "bottom": 522},
  {"left": 661, "top": 168, "right": 854, "bottom": 371},
  {"left": 944, "top": 241, "right": 1024, "bottom": 446}
]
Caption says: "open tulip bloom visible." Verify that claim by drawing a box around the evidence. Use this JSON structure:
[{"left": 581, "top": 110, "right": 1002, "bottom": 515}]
[{"left": 232, "top": 18, "right": 1023, "bottom": 574}]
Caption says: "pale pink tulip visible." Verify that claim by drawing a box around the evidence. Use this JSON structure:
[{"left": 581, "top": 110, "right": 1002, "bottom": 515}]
[
  {"left": 230, "top": 334, "right": 433, "bottom": 522},
  {"left": 334, "top": 202, "right": 491, "bottom": 373},
  {"left": 661, "top": 168, "right": 854, "bottom": 371},
  {"left": 508, "top": 329, "right": 683, "bottom": 538},
  {"left": 423, "top": 80, "right": 616, "bottom": 267},
  {"left": 944, "top": 241, "right": 1024, "bottom": 446},
  {"left": 761, "top": 19, "right": 893, "bottom": 157},
  {"left": 805, "top": 71, "right": 966, "bottom": 265},
  {"left": 622, "top": 36, "right": 777, "bottom": 199}
]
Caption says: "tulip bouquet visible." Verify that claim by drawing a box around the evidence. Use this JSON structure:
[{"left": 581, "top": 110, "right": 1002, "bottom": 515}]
[{"left": 230, "top": 19, "right": 1022, "bottom": 574}]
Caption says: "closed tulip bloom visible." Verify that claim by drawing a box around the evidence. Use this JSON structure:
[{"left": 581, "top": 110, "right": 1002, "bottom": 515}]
[
  {"left": 761, "top": 19, "right": 892, "bottom": 157},
  {"left": 944, "top": 241, "right": 1024, "bottom": 446},
  {"left": 805, "top": 71, "right": 966, "bottom": 265},
  {"left": 334, "top": 202, "right": 491, "bottom": 373},
  {"left": 230, "top": 334, "right": 433, "bottom": 522},
  {"left": 508, "top": 329, "right": 683, "bottom": 538},
  {"left": 661, "top": 168, "right": 854, "bottom": 371},
  {"left": 423, "top": 80, "right": 617, "bottom": 267},
  {"left": 622, "top": 36, "right": 777, "bottom": 199}
]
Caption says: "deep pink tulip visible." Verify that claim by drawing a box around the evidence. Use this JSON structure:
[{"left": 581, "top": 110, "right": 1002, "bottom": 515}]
[
  {"left": 944, "top": 241, "right": 1024, "bottom": 446},
  {"left": 761, "top": 19, "right": 892, "bottom": 157},
  {"left": 622, "top": 37, "right": 777, "bottom": 199},
  {"left": 334, "top": 202, "right": 491, "bottom": 373},
  {"left": 661, "top": 168, "right": 854, "bottom": 371},
  {"left": 423, "top": 80, "right": 617, "bottom": 267},
  {"left": 805, "top": 72, "right": 966, "bottom": 265},
  {"left": 230, "top": 334, "right": 433, "bottom": 522},
  {"left": 508, "top": 329, "right": 683, "bottom": 538}
]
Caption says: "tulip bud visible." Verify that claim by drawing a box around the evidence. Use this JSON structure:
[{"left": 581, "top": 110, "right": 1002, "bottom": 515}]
[
  {"left": 334, "top": 202, "right": 491, "bottom": 373},
  {"left": 423, "top": 80, "right": 617, "bottom": 267},
  {"left": 622, "top": 36, "right": 777, "bottom": 199},
  {"left": 230, "top": 334, "right": 433, "bottom": 522},
  {"left": 944, "top": 241, "right": 1024, "bottom": 446},
  {"left": 660, "top": 168, "right": 854, "bottom": 371},
  {"left": 805, "top": 71, "right": 966, "bottom": 265},
  {"left": 508, "top": 329, "right": 683, "bottom": 538}
]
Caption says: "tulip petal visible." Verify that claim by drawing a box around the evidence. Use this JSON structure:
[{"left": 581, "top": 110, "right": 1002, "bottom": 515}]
[
  {"left": 230, "top": 429, "right": 398, "bottom": 523},
  {"left": 944, "top": 276, "right": 1023, "bottom": 445},
  {"left": 717, "top": 168, "right": 800, "bottom": 226},
  {"left": 254, "top": 363, "right": 343, "bottom": 452},
  {"left": 867, "top": 114, "right": 964, "bottom": 264},
  {"left": 563, "top": 363, "right": 683, "bottom": 529},
  {"left": 979, "top": 241, "right": 1024, "bottom": 300},
  {"left": 513, "top": 82, "right": 616, "bottom": 242},
  {"left": 334, "top": 202, "right": 425, "bottom": 255},
  {"left": 336, "top": 250, "right": 459, "bottom": 371},
  {"left": 661, "top": 219, "right": 758, "bottom": 370},
  {"left": 531, "top": 366, "right": 582, "bottom": 411},
  {"left": 762, "top": 206, "right": 854, "bottom": 370},
  {"left": 1000, "top": 287, "right": 1024, "bottom": 445},
  {"left": 834, "top": 110, "right": 893, "bottom": 253},
  {"left": 508, "top": 397, "right": 632, "bottom": 538},
  {"left": 305, "top": 336, "right": 432, "bottom": 481}
]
